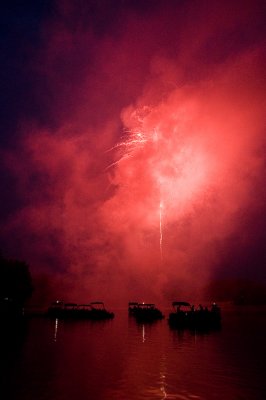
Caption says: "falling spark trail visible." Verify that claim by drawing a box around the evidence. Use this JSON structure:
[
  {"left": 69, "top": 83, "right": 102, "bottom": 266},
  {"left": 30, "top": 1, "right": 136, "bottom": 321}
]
[{"left": 159, "top": 201, "right": 163, "bottom": 262}]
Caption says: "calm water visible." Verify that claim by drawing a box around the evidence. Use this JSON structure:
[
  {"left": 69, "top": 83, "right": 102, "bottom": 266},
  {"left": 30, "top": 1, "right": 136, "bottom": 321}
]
[{"left": 1, "top": 306, "right": 266, "bottom": 400}]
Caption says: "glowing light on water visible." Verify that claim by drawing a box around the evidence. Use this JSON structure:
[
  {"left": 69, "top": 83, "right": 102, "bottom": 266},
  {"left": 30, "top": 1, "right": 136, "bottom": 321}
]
[
  {"left": 54, "top": 318, "right": 59, "bottom": 342},
  {"left": 142, "top": 324, "right": 146, "bottom": 343}
]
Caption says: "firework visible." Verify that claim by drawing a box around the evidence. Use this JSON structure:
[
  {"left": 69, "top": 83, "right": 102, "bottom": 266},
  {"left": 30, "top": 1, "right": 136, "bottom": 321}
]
[{"left": 107, "top": 123, "right": 164, "bottom": 259}]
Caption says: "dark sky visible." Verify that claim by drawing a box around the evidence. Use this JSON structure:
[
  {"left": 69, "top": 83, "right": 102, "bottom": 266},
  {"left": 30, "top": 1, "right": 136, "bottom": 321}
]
[{"left": 0, "top": 0, "right": 265, "bottom": 304}]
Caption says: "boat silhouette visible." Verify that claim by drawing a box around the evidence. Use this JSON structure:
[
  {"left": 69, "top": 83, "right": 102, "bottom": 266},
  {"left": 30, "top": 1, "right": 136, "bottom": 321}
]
[
  {"left": 47, "top": 301, "right": 114, "bottom": 320},
  {"left": 168, "top": 301, "right": 221, "bottom": 330},
  {"left": 129, "top": 302, "right": 164, "bottom": 322}
]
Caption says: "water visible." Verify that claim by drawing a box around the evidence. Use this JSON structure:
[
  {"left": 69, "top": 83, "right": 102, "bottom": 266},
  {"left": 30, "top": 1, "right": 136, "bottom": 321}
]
[{"left": 1, "top": 306, "right": 266, "bottom": 400}]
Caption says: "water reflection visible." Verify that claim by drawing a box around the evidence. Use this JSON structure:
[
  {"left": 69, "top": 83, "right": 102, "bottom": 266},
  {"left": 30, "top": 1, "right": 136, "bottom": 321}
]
[
  {"left": 0, "top": 317, "right": 29, "bottom": 400},
  {"left": 53, "top": 318, "right": 59, "bottom": 342},
  {"left": 142, "top": 324, "right": 146, "bottom": 343},
  {"left": 159, "top": 354, "right": 167, "bottom": 399},
  {"left": 1, "top": 307, "right": 266, "bottom": 400},
  {"left": 0, "top": 316, "right": 28, "bottom": 356}
]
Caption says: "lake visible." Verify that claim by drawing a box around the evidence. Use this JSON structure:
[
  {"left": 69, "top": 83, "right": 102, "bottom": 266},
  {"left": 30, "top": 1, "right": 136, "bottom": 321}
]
[{"left": 1, "top": 305, "right": 266, "bottom": 400}]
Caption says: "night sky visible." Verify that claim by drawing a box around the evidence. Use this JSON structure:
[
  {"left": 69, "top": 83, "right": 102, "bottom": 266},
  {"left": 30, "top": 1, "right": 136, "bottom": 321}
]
[{"left": 0, "top": 0, "right": 265, "bottom": 305}]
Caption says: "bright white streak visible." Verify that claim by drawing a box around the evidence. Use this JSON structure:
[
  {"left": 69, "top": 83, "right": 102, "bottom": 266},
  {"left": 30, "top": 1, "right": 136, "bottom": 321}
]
[{"left": 159, "top": 201, "right": 163, "bottom": 262}]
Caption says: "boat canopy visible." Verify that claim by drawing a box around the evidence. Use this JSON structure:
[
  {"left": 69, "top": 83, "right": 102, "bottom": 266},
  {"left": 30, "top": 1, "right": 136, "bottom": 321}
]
[
  {"left": 172, "top": 301, "right": 191, "bottom": 307},
  {"left": 78, "top": 304, "right": 92, "bottom": 308},
  {"left": 138, "top": 303, "right": 155, "bottom": 308},
  {"left": 90, "top": 302, "right": 105, "bottom": 309}
]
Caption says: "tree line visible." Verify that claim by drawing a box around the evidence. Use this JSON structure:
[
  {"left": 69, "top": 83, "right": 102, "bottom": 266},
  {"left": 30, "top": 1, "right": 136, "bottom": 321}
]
[{"left": 0, "top": 252, "right": 33, "bottom": 316}]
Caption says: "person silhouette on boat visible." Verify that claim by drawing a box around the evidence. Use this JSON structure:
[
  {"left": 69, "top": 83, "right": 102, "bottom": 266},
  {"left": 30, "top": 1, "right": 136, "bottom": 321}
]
[{"left": 211, "top": 303, "right": 221, "bottom": 317}]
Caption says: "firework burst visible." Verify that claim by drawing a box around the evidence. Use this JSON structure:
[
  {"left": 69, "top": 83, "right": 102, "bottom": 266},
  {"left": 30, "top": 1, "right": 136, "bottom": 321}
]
[{"left": 106, "top": 119, "right": 165, "bottom": 259}]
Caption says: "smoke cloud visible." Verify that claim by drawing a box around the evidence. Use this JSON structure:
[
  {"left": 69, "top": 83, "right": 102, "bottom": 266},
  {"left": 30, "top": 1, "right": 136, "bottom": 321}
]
[{"left": 1, "top": 0, "right": 265, "bottom": 305}]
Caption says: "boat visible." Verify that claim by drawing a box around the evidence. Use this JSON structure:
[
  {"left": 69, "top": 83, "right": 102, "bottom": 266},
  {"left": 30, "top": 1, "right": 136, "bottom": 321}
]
[
  {"left": 168, "top": 301, "right": 221, "bottom": 329},
  {"left": 131, "top": 303, "right": 164, "bottom": 322},
  {"left": 128, "top": 302, "right": 139, "bottom": 315},
  {"left": 89, "top": 302, "right": 115, "bottom": 320},
  {"left": 47, "top": 301, "right": 114, "bottom": 320},
  {"left": 47, "top": 300, "right": 65, "bottom": 317}
]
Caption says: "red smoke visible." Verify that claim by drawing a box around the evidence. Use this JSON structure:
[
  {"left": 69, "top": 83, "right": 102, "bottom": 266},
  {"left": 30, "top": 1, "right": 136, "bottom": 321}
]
[{"left": 1, "top": 1, "right": 265, "bottom": 305}]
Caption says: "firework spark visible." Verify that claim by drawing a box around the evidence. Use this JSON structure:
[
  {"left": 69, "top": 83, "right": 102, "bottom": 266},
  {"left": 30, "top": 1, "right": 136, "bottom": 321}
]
[{"left": 105, "top": 129, "right": 151, "bottom": 170}]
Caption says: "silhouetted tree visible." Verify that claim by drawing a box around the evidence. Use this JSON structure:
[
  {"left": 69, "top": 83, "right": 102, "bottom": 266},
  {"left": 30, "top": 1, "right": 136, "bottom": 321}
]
[{"left": 0, "top": 254, "right": 33, "bottom": 315}]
